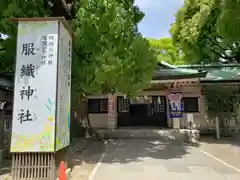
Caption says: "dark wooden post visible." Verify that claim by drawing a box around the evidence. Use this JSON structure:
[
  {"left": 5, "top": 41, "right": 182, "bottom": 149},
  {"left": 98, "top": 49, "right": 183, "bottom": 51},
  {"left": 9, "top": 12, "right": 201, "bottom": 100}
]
[{"left": 0, "top": 101, "right": 6, "bottom": 149}]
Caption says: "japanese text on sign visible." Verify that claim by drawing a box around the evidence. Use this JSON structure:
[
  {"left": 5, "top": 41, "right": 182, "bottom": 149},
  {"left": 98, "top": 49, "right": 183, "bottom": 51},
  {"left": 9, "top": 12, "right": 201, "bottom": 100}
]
[
  {"left": 11, "top": 20, "right": 71, "bottom": 153},
  {"left": 40, "top": 35, "right": 55, "bottom": 65}
]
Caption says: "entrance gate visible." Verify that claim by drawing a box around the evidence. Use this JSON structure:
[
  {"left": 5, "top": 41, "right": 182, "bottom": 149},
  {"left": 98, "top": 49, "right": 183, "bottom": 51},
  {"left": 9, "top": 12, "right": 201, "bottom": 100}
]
[
  {"left": 117, "top": 96, "right": 131, "bottom": 127},
  {"left": 117, "top": 96, "right": 168, "bottom": 127},
  {"left": 151, "top": 96, "right": 168, "bottom": 127}
]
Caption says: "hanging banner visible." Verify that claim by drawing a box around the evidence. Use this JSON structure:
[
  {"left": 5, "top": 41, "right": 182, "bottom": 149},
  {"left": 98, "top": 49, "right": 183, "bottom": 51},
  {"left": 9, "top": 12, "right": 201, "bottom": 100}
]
[
  {"left": 10, "top": 18, "right": 72, "bottom": 153},
  {"left": 168, "top": 91, "right": 183, "bottom": 118}
]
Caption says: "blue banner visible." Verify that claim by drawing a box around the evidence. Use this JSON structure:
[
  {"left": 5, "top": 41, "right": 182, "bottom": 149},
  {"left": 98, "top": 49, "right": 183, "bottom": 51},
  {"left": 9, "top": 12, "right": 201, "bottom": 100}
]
[{"left": 168, "top": 92, "right": 183, "bottom": 118}]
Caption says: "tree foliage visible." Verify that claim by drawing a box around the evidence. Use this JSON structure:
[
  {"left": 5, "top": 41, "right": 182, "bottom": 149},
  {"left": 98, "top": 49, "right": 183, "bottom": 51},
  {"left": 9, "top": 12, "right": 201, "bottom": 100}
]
[
  {"left": 0, "top": 0, "right": 157, "bottom": 100},
  {"left": 170, "top": 0, "right": 240, "bottom": 64},
  {"left": 148, "top": 38, "right": 186, "bottom": 65},
  {"left": 204, "top": 86, "right": 240, "bottom": 134},
  {"left": 72, "top": 0, "right": 156, "bottom": 99},
  {"left": 204, "top": 86, "right": 239, "bottom": 116},
  {"left": 171, "top": 1, "right": 240, "bottom": 134},
  {"left": 217, "top": 0, "right": 240, "bottom": 42},
  {"left": 0, "top": 0, "right": 48, "bottom": 71}
]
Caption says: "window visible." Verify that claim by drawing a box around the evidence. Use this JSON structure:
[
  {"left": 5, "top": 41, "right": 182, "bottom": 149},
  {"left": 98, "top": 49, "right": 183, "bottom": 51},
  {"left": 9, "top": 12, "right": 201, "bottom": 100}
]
[
  {"left": 88, "top": 99, "right": 108, "bottom": 113},
  {"left": 182, "top": 97, "right": 199, "bottom": 113},
  {"left": 117, "top": 97, "right": 129, "bottom": 113},
  {"left": 152, "top": 96, "right": 165, "bottom": 113}
]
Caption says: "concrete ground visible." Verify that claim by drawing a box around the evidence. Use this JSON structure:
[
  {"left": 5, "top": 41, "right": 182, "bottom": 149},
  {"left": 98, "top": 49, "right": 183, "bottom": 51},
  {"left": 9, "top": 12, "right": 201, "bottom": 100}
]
[
  {"left": 0, "top": 137, "right": 239, "bottom": 180},
  {"left": 0, "top": 157, "right": 11, "bottom": 179},
  {"left": 0, "top": 138, "right": 105, "bottom": 180},
  {"left": 70, "top": 139, "right": 105, "bottom": 180},
  {"left": 199, "top": 137, "right": 240, "bottom": 171},
  {"left": 90, "top": 139, "right": 240, "bottom": 180}
]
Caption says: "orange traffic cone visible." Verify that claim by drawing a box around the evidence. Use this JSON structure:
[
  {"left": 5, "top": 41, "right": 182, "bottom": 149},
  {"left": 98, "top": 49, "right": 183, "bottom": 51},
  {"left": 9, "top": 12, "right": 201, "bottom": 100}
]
[{"left": 58, "top": 161, "right": 66, "bottom": 180}]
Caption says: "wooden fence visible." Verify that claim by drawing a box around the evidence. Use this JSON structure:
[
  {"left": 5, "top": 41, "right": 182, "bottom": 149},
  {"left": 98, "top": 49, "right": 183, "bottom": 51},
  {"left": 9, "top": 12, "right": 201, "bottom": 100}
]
[{"left": 11, "top": 153, "right": 56, "bottom": 180}]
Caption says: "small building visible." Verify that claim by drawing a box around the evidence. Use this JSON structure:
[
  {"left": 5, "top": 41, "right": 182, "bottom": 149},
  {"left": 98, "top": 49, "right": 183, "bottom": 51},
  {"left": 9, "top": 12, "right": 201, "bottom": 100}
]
[
  {"left": 179, "top": 63, "right": 240, "bottom": 132},
  {"left": 88, "top": 62, "right": 240, "bottom": 132}
]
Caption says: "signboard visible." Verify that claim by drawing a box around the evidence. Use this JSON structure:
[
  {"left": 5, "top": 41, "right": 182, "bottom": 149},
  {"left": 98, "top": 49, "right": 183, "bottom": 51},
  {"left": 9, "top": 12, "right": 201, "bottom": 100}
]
[
  {"left": 168, "top": 92, "right": 183, "bottom": 118},
  {"left": 10, "top": 19, "right": 72, "bottom": 152},
  {"left": 55, "top": 23, "right": 72, "bottom": 151},
  {"left": 130, "top": 96, "right": 152, "bottom": 104}
]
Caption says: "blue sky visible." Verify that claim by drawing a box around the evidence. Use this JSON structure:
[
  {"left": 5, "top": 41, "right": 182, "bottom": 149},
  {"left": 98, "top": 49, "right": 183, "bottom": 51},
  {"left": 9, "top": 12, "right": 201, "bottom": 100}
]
[{"left": 134, "top": 0, "right": 183, "bottom": 39}]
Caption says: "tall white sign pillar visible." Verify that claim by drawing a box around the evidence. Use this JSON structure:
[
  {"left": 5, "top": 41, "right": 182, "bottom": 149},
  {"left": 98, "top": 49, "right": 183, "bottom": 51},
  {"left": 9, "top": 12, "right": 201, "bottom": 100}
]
[{"left": 10, "top": 17, "right": 73, "bottom": 180}]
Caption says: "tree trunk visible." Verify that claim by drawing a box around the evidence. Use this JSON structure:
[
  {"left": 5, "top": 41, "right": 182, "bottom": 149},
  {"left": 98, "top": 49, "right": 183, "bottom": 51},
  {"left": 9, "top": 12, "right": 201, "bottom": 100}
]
[{"left": 73, "top": 96, "right": 100, "bottom": 138}]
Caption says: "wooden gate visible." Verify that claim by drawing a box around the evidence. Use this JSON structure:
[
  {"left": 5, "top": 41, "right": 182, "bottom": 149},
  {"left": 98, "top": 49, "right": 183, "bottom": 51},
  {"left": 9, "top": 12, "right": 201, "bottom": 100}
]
[
  {"left": 151, "top": 96, "right": 167, "bottom": 127},
  {"left": 11, "top": 153, "right": 56, "bottom": 180},
  {"left": 117, "top": 96, "right": 130, "bottom": 127}
]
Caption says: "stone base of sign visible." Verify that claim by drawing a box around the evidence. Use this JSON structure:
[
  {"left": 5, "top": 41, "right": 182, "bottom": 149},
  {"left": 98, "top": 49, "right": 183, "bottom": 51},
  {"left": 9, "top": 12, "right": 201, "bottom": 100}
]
[{"left": 11, "top": 147, "right": 70, "bottom": 180}]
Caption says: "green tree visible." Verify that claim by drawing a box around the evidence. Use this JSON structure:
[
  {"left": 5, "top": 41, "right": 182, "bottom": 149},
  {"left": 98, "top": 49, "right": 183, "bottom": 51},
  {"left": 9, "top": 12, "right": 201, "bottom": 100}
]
[
  {"left": 148, "top": 38, "right": 186, "bottom": 65},
  {"left": 170, "top": 0, "right": 240, "bottom": 64},
  {"left": 217, "top": 0, "right": 240, "bottom": 42},
  {"left": 204, "top": 86, "right": 240, "bottom": 137},
  {"left": 0, "top": 0, "right": 156, "bottom": 96},
  {"left": 0, "top": 0, "right": 48, "bottom": 71},
  {"left": 71, "top": 0, "right": 157, "bottom": 100},
  {"left": 0, "top": 0, "right": 157, "bottom": 135},
  {"left": 170, "top": 0, "right": 240, "bottom": 137}
]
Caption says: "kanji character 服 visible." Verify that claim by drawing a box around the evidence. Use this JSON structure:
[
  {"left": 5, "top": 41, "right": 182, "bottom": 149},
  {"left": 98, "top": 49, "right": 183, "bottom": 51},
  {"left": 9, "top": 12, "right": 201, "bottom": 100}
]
[{"left": 21, "top": 43, "right": 36, "bottom": 56}]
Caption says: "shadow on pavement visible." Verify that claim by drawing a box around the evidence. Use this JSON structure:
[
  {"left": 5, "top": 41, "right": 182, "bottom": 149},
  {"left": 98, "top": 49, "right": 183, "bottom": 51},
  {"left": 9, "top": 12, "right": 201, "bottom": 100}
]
[
  {"left": 69, "top": 138, "right": 105, "bottom": 168},
  {"left": 0, "top": 138, "right": 105, "bottom": 180},
  {"left": 101, "top": 139, "right": 193, "bottom": 164},
  {"left": 69, "top": 138, "right": 105, "bottom": 180}
]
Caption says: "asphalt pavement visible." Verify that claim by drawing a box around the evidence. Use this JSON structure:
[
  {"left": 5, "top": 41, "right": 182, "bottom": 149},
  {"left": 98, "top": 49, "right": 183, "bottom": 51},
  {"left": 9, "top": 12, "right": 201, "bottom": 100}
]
[{"left": 90, "top": 139, "right": 240, "bottom": 180}]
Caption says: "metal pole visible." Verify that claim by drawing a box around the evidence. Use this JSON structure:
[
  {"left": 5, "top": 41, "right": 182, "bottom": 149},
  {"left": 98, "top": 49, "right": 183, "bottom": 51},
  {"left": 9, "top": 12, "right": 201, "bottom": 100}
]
[
  {"left": 189, "top": 121, "right": 192, "bottom": 142},
  {"left": 216, "top": 116, "right": 220, "bottom": 139}
]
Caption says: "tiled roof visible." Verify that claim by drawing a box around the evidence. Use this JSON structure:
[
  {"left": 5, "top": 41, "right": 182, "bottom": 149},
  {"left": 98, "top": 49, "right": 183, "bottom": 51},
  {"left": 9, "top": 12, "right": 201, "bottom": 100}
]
[
  {"left": 176, "top": 64, "right": 240, "bottom": 82},
  {"left": 152, "top": 61, "right": 207, "bottom": 80}
]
